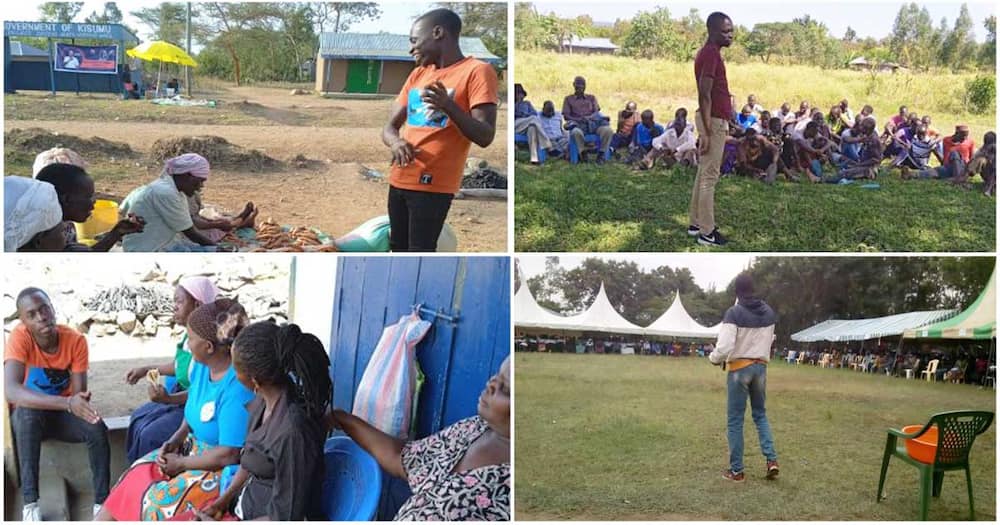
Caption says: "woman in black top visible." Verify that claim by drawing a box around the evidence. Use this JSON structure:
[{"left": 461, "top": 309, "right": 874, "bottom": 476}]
[{"left": 195, "top": 322, "right": 332, "bottom": 521}]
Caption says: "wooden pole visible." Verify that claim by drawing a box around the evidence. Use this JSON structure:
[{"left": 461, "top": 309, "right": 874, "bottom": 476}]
[{"left": 186, "top": 2, "right": 192, "bottom": 97}]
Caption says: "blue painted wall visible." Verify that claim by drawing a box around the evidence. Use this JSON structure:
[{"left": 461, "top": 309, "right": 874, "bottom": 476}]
[
  {"left": 327, "top": 256, "right": 510, "bottom": 518},
  {"left": 9, "top": 60, "right": 122, "bottom": 93}
]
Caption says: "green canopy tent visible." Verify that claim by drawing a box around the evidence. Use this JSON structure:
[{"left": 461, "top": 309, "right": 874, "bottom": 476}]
[{"left": 903, "top": 268, "right": 996, "bottom": 340}]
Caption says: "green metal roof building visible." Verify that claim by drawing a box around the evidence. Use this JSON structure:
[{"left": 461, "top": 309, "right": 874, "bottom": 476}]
[{"left": 315, "top": 33, "right": 500, "bottom": 95}]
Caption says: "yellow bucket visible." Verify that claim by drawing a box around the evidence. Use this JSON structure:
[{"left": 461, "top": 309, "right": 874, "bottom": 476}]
[{"left": 75, "top": 199, "right": 119, "bottom": 244}]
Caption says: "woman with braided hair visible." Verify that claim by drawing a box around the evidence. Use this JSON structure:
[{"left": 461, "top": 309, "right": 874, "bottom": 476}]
[
  {"left": 194, "top": 321, "right": 332, "bottom": 521},
  {"left": 96, "top": 298, "right": 255, "bottom": 521}
]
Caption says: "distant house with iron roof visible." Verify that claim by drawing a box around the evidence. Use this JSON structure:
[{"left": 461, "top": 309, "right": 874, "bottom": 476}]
[
  {"left": 315, "top": 33, "right": 501, "bottom": 95},
  {"left": 557, "top": 36, "right": 619, "bottom": 55}
]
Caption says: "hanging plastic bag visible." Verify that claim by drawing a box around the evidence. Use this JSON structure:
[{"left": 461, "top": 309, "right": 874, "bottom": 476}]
[{"left": 352, "top": 312, "right": 432, "bottom": 439}]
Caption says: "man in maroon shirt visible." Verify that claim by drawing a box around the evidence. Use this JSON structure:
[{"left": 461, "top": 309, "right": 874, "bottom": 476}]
[
  {"left": 690, "top": 12, "right": 734, "bottom": 247},
  {"left": 562, "top": 76, "right": 614, "bottom": 164}
]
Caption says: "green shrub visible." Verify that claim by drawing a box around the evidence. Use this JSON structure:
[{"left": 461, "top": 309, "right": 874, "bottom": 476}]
[{"left": 965, "top": 75, "right": 996, "bottom": 114}]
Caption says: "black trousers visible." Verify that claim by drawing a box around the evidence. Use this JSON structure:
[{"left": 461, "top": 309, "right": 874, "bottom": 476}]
[
  {"left": 12, "top": 407, "right": 111, "bottom": 504},
  {"left": 387, "top": 186, "right": 454, "bottom": 252}
]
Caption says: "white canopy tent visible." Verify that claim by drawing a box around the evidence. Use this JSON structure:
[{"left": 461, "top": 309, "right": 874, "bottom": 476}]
[
  {"left": 790, "top": 310, "right": 957, "bottom": 343},
  {"left": 512, "top": 283, "right": 578, "bottom": 330},
  {"left": 644, "top": 293, "right": 719, "bottom": 339},
  {"left": 565, "top": 283, "right": 646, "bottom": 335}
]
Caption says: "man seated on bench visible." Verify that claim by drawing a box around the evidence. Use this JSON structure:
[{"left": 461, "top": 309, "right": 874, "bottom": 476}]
[{"left": 4, "top": 287, "right": 110, "bottom": 521}]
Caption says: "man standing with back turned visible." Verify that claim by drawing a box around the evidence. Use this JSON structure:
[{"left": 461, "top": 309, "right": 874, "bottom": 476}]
[
  {"left": 690, "top": 12, "right": 734, "bottom": 247},
  {"left": 709, "top": 273, "right": 779, "bottom": 482},
  {"left": 383, "top": 8, "right": 499, "bottom": 252}
]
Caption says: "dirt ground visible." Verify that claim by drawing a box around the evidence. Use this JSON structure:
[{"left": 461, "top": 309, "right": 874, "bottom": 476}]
[
  {"left": 88, "top": 357, "right": 171, "bottom": 418},
  {"left": 4, "top": 85, "right": 508, "bottom": 252}
]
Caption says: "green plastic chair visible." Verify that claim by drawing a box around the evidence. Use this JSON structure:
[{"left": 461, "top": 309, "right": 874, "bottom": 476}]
[{"left": 876, "top": 410, "right": 994, "bottom": 520}]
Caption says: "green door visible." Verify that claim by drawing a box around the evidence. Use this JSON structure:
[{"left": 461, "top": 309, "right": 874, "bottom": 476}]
[{"left": 345, "top": 59, "right": 380, "bottom": 93}]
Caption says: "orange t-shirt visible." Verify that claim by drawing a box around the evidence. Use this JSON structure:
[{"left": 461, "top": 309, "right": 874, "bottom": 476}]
[
  {"left": 942, "top": 136, "right": 976, "bottom": 164},
  {"left": 4, "top": 324, "right": 88, "bottom": 397},
  {"left": 390, "top": 57, "right": 499, "bottom": 194}
]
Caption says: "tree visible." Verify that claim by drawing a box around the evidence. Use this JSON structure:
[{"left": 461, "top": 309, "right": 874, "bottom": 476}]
[
  {"left": 435, "top": 2, "right": 508, "bottom": 60},
  {"left": 200, "top": 3, "right": 283, "bottom": 85},
  {"left": 939, "top": 3, "right": 977, "bottom": 70},
  {"left": 745, "top": 22, "right": 790, "bottom": 64},
  {"left": 620, "top": 8, "right": 680, "bottom": 60},
  {"left": 843, "top": 26, "right": 857, "bottom": 43},
  {"left": 308, "top": 2, "right": 380, "bottom": 35},
  {"left": 131, "top": 3, "right": 190, "bottom": 45},
  {"left": 85, "top": 2, "right": 123, "bottom": 24},
  {"left": 39, "top": 2, "right": 84, "bottom": 23},
  {"left": 979, "top": 15, "right": 996, "bottom": 69},
  {"left": 889, "top": 3, "right": 936, "bottom": 69}
]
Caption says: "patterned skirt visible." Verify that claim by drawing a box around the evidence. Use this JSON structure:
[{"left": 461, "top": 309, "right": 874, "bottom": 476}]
[{"left": 103, "top": 437, "right": 226, "bottom": 521}]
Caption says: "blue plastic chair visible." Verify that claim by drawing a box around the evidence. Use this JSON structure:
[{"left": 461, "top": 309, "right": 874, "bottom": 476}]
[
  {"left": 569, "top": 133, "right": 610, "bottom": 164},
  {"left": 514, "top": 132, "right": 547, "bottom": 163},
  {"left": 322, "top": 436, "right": 383, "bottom": 521}
]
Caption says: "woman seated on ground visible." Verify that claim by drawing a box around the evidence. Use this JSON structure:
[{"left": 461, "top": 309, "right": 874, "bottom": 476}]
[
  {"left": 96, "top": 298, "right": 255, "bottom": 521},
  {"left": 328, "top": 356, "right": 511, "bottom": 520},
  {"left": 194, "top": 321, "right": 333, "bottom": 521},
  {"left": 34, "top": 162, "right": 146, "bottom": 252},
  {"left": 4, "top": 176, "right": 66, "bottom": 252},
  {"left": 122, "top": 276, "right": 220, "bottom": 463}
]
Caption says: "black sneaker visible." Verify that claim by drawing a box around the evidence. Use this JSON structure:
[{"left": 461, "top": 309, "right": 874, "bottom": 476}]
[
  {"left": 697, "top": 228, "right": 728, "bottom": 247},
  {"left": 687, "top": 225, "right": 700, "bottom": 236},
  {"left": 596, "top": 153, "right": 606, "bottom": 165}
]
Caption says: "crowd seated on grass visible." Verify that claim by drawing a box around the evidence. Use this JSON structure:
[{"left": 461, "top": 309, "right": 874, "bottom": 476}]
[
  {"left": 775, "top": 346, "right": 995, "bottom": 386},
  {"left": 514, "top": 83, "right": 996, "bottom": 195}
]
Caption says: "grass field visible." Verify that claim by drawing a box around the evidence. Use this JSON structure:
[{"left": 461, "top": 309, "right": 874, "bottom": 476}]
[
  {"left": 515, "top": 52, "right": 994, "bottom": 140},
  {"left": 514, "top": 353, "right": 996, "bottom": 521},
  {"left": 515, "top": 161, "right": 995, "bottom": 252}
]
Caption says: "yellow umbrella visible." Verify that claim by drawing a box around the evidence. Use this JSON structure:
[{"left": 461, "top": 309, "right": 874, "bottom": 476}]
[
  {"left": 126, "top": 41, "right": 197, "bottom": 97},
  {"left": 126, "top": 41, "right": 198, "bottom": 67}
]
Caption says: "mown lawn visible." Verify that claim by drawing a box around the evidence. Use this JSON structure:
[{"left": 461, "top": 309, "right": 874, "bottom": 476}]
[
  {"left": 514, "top": 159, "right": 995, "bottom": 252},
  {"left": 514, "top": 353, "right": 996, "bottom": 521}
]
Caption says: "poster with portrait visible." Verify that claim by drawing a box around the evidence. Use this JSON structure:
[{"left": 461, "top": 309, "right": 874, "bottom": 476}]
[{"left": 54, "top": 43, "right": 118, "bottom": 74}]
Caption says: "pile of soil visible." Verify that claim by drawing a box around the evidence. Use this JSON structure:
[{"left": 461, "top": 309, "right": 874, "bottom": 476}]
[
  {"left": 5, "top": 127, "right": 136, "bottom": 160},
  {"left": 150, "top": 135, "right": 280, "bottom": 172}
]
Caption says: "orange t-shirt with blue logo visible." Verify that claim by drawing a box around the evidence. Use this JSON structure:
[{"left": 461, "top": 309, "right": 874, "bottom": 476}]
[
  {"left": 390, "top": 56, "right": 499, "bottom": 195},
  {"left": 4, "top": 324, "right": 88, "bottom": 397}
]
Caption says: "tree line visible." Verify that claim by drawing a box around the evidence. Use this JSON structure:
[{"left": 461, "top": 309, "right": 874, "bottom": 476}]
[
  {"left": 33, "top": 2, "right": 507, "bottom": 85},
  {"left": 515, "top": 257, "right": 994, "bottom": 343},
  {"left": 515, "top": 2, "right": 995, "bottom": 72}
]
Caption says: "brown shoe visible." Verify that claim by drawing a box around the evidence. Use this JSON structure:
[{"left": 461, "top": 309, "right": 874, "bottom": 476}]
[
  {"left": 900, "top": 166, "right": 911, "bottom": 180},
  {"left": 723, "top": 470, "right": 745, "bottom": 482},
  {"left": 766, "top": 460, "right": 779, "bottom": 480}
]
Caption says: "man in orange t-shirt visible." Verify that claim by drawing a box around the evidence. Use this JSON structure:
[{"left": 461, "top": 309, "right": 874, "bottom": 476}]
[
  {"left": 382, "top": 8, "right": 499, "bottom": 252},
  {"left": 4, "top": 288, "right": 109, "bottom": 521},
  {"left": 905, "top": 124, "right": 976, "bottom": 181}
]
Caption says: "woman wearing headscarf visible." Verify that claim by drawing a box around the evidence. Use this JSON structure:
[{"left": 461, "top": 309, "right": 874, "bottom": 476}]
[
  {"left": 95, "top": 298, "right": 255, "bottom": 521},
  {"left": 3, "top": 176, "right": 66, "bottom": 252},
  {"left": 119, "top": 153, "right": 219, "bottom": 252},
  {"left": 122, "top": 276, "right": 221, "bottom": 463},
  {"left": 194, "top": 321, "right": 333, "bottom": 521},
  {"left": 328, "top": 356, "right": 511, "bottom": 521}
]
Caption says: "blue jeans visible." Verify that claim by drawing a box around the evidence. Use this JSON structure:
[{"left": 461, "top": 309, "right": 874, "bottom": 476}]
[{"left": 726, "top": 363, "right": 777, "bottom": 473}]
